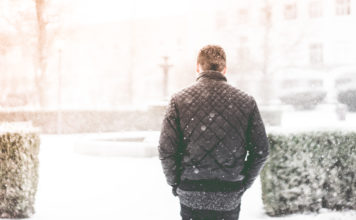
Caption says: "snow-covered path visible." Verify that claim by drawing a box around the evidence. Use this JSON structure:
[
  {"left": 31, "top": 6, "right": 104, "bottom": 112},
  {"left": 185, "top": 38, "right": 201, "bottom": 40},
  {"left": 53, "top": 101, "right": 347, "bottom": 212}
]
[{"left": 28, "top": 135, "right": 356, "bottom": 220}]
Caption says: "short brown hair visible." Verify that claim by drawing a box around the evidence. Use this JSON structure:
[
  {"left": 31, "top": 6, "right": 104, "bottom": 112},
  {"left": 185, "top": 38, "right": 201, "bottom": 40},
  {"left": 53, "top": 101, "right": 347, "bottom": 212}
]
[{"left": 197, "top": 45, "right": 226, "bottom": 72}]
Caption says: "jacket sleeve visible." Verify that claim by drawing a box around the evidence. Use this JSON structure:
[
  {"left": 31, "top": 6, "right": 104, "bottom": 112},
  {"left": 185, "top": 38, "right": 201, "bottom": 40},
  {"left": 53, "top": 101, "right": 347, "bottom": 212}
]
[
  {"left": 158, "top": 97, "right": 183, "bottom": 187},
  {"left": 242, "top": 99, "right": 269, "bottom": 190}
]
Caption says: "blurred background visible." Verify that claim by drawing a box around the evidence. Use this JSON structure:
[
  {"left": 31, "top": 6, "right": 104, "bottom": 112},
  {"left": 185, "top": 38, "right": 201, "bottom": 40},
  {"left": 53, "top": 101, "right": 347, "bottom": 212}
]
[
  {"left": 1, "top": 0, "right": 356, "bottom": 134},
  {"left": 0, "top": 0, "right": 355, "bottom": 112}
]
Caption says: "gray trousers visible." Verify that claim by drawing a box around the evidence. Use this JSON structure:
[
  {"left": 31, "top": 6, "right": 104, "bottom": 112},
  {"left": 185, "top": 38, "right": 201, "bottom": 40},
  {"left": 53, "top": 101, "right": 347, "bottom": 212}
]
[{"left": 180, "top": 203, "right": 241, "bottom": 220}]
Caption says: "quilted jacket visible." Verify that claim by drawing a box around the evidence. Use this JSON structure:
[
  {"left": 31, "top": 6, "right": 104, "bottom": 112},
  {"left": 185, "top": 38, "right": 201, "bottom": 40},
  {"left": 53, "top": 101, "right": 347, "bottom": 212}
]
[{"left": 158, "top": 70, "right": 269, "bottom": 193}]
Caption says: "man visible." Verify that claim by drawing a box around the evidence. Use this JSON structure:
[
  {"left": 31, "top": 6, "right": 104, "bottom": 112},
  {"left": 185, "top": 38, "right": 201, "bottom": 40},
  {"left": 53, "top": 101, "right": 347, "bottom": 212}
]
[{"left": 158, "top": 45, "right": 269, "bottom": 220}]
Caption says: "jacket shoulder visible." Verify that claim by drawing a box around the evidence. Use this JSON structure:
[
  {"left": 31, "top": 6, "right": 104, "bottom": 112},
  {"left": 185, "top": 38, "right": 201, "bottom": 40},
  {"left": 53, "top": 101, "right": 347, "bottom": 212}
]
[
  {"left": 170, "top": 83, "right": 199, "bottom": 101},
  {"left": 170, "top": 82, "right": 257, "bottom": 108},
  {"left": 224, "top": 83, "right": 256, "bottom": 106}
]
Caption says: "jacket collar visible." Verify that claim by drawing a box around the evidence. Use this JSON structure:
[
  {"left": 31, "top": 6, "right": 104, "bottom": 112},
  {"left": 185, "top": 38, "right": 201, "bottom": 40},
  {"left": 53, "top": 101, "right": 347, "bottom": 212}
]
[{"left": 196, "top": 70, "right": 227, "bottom": 82}]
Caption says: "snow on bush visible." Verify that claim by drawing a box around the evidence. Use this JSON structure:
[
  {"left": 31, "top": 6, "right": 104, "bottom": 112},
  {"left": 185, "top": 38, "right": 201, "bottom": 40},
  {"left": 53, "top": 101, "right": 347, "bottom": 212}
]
[
  {"left": 0, "top": 125, "right": 40, "bottom": 218},
  {"left": 261, "top": 132, "right": 356, "bottom": 216},
  {"left": 337, "top": 89, "right": 356, "bottom": 112},
  {"left": 279, "top": 91, "right": 327, "bottom": 110}
]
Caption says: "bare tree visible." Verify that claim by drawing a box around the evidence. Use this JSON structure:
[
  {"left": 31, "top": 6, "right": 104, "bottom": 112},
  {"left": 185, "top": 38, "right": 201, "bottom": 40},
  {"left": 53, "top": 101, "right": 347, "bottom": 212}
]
[
  {"left": 258, "top": 0, "right": 306, "bottom": 105},
  {"left": 0, "top": 0, "right": 67, "bottom": 107},
  {"left": 34, "top": 0, "right": 48, "bottom": 107},
  {"left": 0, "top": 33, "right": 12, "bottom": 55},
  {"left": 261, "top": 2, "right": 272, "bottom": 76},
  {"left": 35, "top": 0, "right": 69, "bottom": 107},
  {"left": 259, "top": 1, "right": 273, "bottom": 105}
]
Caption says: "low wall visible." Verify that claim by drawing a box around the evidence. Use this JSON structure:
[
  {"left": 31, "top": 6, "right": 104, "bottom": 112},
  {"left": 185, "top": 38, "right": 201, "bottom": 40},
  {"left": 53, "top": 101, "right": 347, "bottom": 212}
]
[
  {"left": 0, "top": 105, "right": 280, "bottom": 134},
  {"left": 0, "top": 107, "right": 164, "bottom": 134}
]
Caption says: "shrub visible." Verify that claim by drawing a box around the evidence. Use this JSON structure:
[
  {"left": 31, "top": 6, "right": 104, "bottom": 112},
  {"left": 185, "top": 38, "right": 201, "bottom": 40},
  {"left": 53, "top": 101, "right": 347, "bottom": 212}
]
[
  {"left": 260, "top": 108, "right": 282, "bottom": 126},
  {"left": 261, "top": 132, "right": 356, "bottom": 216},
  {"left": 279, "top": 91, "right": 327, "bottom": 110},
  {"left": 337, "top": 89, "right": 356, "bottom": 112},
  {"left": 0, "top": 129, "right": 40, "bottom": 218}
]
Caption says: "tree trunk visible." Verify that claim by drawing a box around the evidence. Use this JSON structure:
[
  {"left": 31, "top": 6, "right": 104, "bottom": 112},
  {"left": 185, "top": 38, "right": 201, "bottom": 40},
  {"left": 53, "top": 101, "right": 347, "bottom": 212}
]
[
  {"left": 35, "top": 0, "right": 47, "bottom": 108},
  {"left": 260, "top": 2, "right": 273, "bottom": 105}
]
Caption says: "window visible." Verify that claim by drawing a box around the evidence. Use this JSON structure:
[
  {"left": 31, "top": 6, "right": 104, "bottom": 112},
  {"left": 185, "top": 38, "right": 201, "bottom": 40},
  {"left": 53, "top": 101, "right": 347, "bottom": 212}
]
[
  {"left": 310, "top": 43, "right": 323, "bottom": 65},
  {"left": 260, "top": 7, "right": 272, "bottom": 25},
  {"left": 216, "top": 11, "right": 227, "bottom": 29},
  {"left": 309, "top": 1, "right": 323, "bottom": 18},
  {"left": 284, "top": 3, "right": 297, "bottom": 20},
  {"left": 237, "top": 9, "right": 248, "bottom": 24},
  {"left": 237, "top": 47, "right": 250, "bottom": 63},
  {"left": 237, "top": 37, "right": 249, "bottom": 63},
  {"left": 239, "top": 36, "right": 248, "bottom": 44},
  {"left": 336, "top": 0, "right": 351, "bottom": 15}
]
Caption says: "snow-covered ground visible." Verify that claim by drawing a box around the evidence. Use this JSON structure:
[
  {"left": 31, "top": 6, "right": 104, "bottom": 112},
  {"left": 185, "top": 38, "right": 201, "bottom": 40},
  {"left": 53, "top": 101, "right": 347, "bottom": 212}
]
[
  {"left": 26, "top": 131, "right": 356, "bottom": 220},
  {"left": 280, "top": 107, "right": 356, "bottom": 130}
]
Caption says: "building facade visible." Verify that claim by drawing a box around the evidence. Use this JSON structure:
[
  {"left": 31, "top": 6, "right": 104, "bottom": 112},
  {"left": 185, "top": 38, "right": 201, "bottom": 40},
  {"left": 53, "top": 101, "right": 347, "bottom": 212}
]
[
  {"left": 2, "top": 0, "right": 355, "bottom": 109},
  {"left": 209, "top": 0, "right": 356, "bottom": 104}
]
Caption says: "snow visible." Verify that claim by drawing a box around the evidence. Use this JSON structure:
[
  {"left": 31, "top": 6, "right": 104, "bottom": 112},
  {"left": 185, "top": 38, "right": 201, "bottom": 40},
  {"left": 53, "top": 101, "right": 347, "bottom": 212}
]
[
  {"left": 0, "top": 121, "right": 39, "bottom": 133},
  {"left": 73, "top": 132, "right": 159, "bottom": 157},
  {"left": 268, "top": 109, "right": 356, "bottom": 133},
  {"left": 14, "top": 134, "right": 354, "bottom": 220}
]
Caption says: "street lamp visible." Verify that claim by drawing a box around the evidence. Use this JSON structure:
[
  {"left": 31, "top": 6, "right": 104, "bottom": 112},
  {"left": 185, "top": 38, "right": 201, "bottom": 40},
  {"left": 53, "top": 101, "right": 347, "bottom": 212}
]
[
  {"left": 54, "top": 39, "right": 64, "bottom": 134},
  {"left": 159, "top": 56, "right": 173, "bottom": 100}
]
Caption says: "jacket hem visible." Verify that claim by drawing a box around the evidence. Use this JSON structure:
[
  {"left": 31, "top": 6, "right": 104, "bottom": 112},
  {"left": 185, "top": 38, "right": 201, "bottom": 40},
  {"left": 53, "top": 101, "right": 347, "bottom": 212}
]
[{"left": 179, "top": 179, "right": 244, "bottom": 192}]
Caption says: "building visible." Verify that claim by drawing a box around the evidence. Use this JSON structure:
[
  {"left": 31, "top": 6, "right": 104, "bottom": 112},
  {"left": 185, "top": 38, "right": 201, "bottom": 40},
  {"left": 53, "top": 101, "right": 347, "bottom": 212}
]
[
  {"left": 208, "top": 0, "right": 356, "bottom": 104},
  {"left": 2, "top": 0, "right": 355, "bottom": 109}
]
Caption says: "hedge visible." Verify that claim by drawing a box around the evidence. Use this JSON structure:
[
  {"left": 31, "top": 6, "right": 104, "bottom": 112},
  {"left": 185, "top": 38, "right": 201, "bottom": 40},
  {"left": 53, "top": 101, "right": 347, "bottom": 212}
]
[
  {"left": 0, "top": 129, "right": 40, "bottom": 218},
  {"left": 279, "top": 91, "right": 327, "bottom": 110},
  {"left": 337, "top": 89, "right": 356, "bottom": 112},
  {"left": 261, "top": 131, "right": 356, "bottom": 216}
]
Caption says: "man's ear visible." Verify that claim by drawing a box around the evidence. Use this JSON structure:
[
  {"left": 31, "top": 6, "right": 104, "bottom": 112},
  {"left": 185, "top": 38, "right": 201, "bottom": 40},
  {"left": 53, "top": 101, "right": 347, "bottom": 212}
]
[
  {"left": 222, "top": 67, "right": 227, "bottom": 75},
  {"left": 196, "top": 63, "right": 200, "bottom": 73}
]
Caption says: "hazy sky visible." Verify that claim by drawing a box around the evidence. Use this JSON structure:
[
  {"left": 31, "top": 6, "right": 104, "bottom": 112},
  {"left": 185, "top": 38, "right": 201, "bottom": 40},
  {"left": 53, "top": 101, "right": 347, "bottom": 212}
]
[{"left": 69, "top": 0, "right": 218, "bottom": 24}]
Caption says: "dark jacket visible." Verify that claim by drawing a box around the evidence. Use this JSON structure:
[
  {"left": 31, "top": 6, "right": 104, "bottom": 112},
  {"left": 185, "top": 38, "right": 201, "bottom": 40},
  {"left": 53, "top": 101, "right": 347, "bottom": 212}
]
[{"left": 158, "top": 71, "right": 269, "bottom": 194}]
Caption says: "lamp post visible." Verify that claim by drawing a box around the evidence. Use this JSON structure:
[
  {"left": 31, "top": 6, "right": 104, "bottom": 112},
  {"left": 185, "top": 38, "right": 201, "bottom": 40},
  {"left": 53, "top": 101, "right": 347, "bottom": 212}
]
[
  {"left": 128, "top": 0, "right": 136, "bottom": 104},
  {"left": 55, "top": 40, "right": 64, "bottom": 134},
  {"left": 159, "top": 56, "right": 173, "bottom": 99}
]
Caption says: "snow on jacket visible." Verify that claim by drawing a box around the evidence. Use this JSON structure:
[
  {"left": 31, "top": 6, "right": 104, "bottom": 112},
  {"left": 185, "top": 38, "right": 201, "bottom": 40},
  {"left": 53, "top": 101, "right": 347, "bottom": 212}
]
[{"left": 158, "top": 70, "right": 269, "bottom": 210}]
